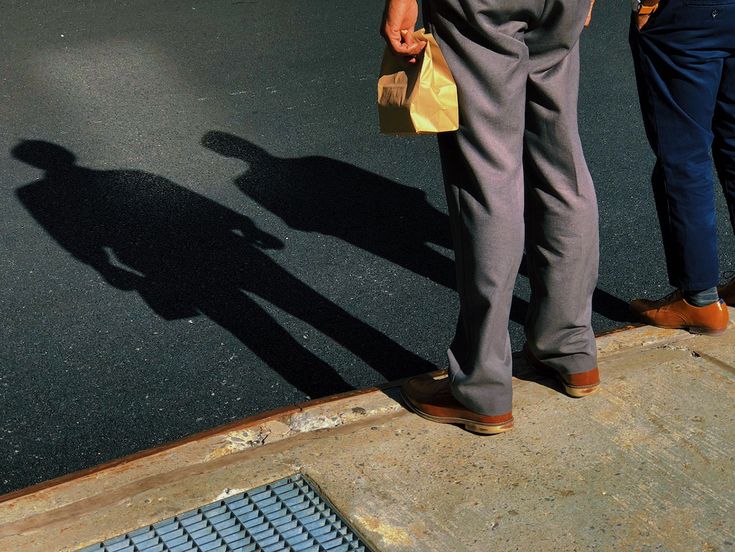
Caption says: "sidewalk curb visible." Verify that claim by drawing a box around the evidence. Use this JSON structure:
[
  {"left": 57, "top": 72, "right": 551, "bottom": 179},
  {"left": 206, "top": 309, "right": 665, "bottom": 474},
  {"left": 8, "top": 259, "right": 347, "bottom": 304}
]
[
  {"left": 4, "top": 317, "right": 726, "bottom": 509},
  {"left": 1, "top": 313, "right": 732, "bottom": 529}
]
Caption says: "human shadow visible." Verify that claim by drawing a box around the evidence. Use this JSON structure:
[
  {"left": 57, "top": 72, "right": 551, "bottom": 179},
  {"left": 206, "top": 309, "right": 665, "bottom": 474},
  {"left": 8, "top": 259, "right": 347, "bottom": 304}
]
[
  {"left": 201, "top": 131, "right": 633, "bottom": 327},
  {"left": 13, "top": 140, "right": 434, "bottom": 398},
  {"left": 201, "top": 131, "right": 456, "bottom": 290}
]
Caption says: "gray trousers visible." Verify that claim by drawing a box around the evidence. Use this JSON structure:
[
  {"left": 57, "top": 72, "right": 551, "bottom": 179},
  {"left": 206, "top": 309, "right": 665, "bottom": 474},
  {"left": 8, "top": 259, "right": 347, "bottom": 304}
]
[{"left": 428, "top": 0, "right": 600, "bottom": 415}]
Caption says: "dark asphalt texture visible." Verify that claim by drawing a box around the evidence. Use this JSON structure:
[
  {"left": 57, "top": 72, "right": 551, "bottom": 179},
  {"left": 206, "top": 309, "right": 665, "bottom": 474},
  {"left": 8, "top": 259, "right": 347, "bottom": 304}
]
[{"left": 1, "top": 1, "right": 733, "bottom": 494}]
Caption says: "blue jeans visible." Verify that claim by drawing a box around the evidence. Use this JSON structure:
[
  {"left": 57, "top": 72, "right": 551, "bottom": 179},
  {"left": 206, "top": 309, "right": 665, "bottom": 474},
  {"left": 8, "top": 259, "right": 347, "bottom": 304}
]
[{"left": 630, "top": 0, "right": 735, "bottom": 290}]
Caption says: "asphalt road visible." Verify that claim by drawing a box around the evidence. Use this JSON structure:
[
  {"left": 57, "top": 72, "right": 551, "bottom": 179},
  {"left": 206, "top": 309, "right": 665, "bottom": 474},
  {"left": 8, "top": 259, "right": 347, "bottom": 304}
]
[{"left": 1, "top": 1, "right": 733, "bottom": 494}]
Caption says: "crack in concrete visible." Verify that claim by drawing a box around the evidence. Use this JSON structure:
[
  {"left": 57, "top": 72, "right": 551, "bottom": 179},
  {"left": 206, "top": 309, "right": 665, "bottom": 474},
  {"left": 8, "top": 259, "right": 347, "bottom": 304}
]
[{"left": 657, "top": 343, "right": 735, "bottom": 378}]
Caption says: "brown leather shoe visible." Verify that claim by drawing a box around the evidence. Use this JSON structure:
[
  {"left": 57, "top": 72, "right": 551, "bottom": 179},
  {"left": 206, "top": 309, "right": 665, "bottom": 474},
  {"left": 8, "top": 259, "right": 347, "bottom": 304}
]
[
  {"left": 719, "top": 276, "right": 735, "bottom": 307},
  {"left": 630, "top": 290, "right": 728, "bottom": 335},
  {"left": 400, "top": 372, "right": 513, "bottom": 435},
  {"left": 524, "top": 348, "right": 600, "bottom": 398}
]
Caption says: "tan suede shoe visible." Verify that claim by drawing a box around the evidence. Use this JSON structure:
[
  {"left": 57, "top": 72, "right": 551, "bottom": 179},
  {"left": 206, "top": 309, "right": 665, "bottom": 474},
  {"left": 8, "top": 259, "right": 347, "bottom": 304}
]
[
  {"left": 630, "top": 290, "right": 729, "bottom": 335},
  {"left": 719, "top": 277, "right": 735, "bottom": 307},
  {"left": 400, "top": 372, "right": 513, "bottom": 435},
  {"left": 524, "top": 348, "right": 600, "bottom": 398}
]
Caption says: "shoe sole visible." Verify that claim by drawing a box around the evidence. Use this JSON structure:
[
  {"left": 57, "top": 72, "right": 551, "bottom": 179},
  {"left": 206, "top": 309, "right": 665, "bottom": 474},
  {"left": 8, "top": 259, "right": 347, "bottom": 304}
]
[
  {"left": 400, "top": 390, "right": 514, "bottom": 435},
  {"left": 563, "top": 383, "right": 600, "bottom": 398},
  {"left": 688, "top": 326, "right": 727, "bottom": 336},
  {"left": 636, "top": 320, "right": 727, "bottom": 336}
]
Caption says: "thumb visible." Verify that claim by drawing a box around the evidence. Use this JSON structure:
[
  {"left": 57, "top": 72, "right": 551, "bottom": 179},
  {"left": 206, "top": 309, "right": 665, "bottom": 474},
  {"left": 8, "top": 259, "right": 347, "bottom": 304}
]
[
  {"left": 401, "top": 29, "right": 427, "bottom": 56},
  {"left": 400, "top": 29, "right": 415, "bottom": 47}
]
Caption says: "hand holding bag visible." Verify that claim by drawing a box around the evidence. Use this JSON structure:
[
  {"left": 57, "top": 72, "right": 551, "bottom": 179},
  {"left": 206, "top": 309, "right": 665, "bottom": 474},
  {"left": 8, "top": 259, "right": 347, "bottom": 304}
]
[{"left": 377, "top": 28, "right": 459, "bottom": 135}]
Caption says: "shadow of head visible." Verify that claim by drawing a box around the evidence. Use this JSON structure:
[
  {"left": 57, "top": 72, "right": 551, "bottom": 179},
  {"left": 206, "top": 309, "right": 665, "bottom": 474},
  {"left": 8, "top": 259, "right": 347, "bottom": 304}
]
[
  {"left": 11, "top": 140, "right": 77, "bottom": 172},
  {"left": 201, "top": 131, "right": 270, "bottom": 162}
]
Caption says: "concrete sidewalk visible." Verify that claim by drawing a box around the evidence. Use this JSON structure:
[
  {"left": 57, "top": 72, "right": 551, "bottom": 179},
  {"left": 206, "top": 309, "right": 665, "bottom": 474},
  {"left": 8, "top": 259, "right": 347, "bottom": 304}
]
[{"left": 1, "top": 315, "right": 734, "bottom": 551}]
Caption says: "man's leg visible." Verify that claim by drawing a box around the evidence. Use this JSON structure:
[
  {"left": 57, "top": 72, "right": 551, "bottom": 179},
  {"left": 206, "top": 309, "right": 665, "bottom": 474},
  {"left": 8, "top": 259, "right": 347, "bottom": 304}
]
[
  {"left": 627, "top": 1, "right": 731, "bottom": 332},
  {"left": 629, "top": 4, "right": 725, "bottom": 292},
  {"left": 429, "top": 1, "right": 531, "bottom": 416},
  {"left": 523, "top": 26, "right": 599, "bottom": 377},
  {"left": 714, "top": 55, "right": 735, "bottom": 236}
]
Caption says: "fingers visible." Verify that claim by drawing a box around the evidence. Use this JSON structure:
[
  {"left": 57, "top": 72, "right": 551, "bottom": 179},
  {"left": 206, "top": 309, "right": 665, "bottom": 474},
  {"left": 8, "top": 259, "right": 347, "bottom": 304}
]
[
  {"left": 403, "top": 30, "right": 427, "bottom": 63},
  {"left": 385, "top": 27, "right": 426, "bottom": 59},
  {"left": 401, "top": 29, "right": 428, "bottom": 55},
  {"left": 400, "top": 28, "right": 416, "bottom": 48},
  {"left": 380, "top": 0, "right": 424, "bottom": 59}
]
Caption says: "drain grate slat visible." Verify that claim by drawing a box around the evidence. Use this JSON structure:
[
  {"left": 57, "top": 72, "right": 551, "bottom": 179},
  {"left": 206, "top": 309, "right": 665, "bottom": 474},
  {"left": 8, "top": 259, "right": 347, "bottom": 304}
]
[{"left": 79, "top": 474, "right": 373, "bottom": 552}]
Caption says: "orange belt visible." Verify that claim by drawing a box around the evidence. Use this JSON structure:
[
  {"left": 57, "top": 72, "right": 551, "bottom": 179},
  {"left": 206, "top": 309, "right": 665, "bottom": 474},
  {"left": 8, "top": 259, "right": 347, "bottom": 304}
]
[{"left": 637, "top": 0, "right": 660, "bottom": 29}]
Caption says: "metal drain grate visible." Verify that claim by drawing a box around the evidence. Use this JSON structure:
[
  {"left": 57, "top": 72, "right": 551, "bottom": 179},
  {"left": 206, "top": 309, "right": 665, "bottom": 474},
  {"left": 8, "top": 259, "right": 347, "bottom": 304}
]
[{"left": 79, "top": 474, "right": 373, "bottom": 552}]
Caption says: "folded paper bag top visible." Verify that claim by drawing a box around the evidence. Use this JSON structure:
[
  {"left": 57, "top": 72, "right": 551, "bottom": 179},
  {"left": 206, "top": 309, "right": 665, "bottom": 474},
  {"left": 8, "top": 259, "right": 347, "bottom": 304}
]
[{"left": 377, "top": 28, "right": 459, "bottom": 135}]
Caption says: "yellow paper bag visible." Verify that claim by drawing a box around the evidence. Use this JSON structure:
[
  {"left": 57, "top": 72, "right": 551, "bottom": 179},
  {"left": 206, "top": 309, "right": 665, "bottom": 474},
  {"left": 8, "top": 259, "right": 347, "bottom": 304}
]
[{"left": 377, "top": 29, "right": 459, "bottom": 135}]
